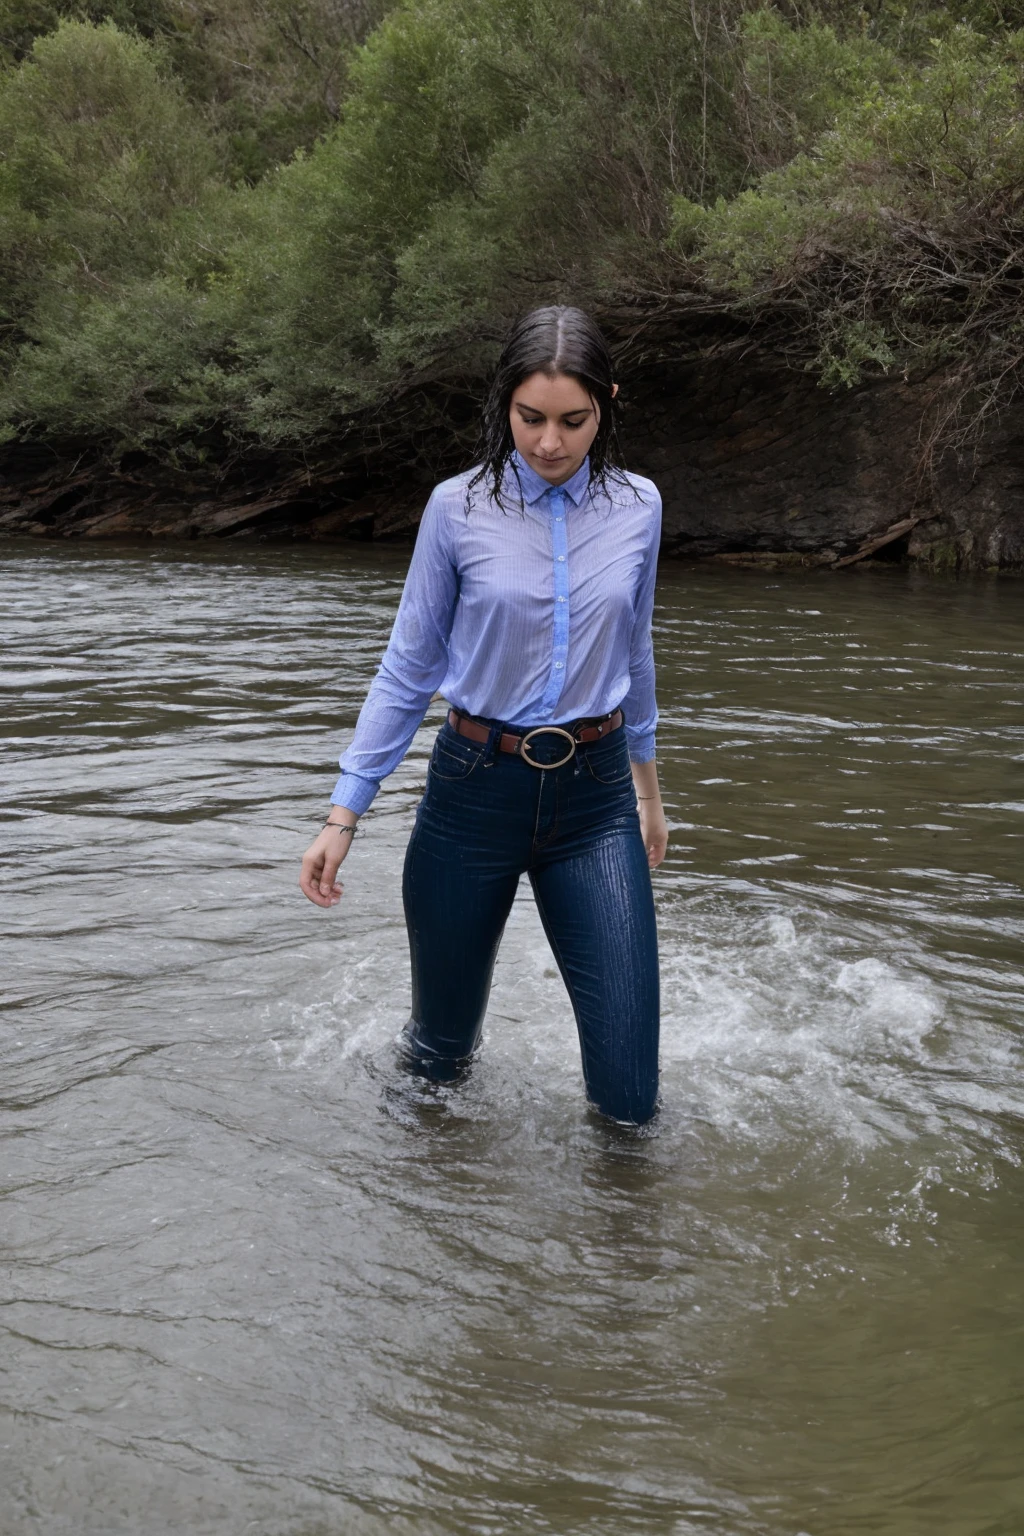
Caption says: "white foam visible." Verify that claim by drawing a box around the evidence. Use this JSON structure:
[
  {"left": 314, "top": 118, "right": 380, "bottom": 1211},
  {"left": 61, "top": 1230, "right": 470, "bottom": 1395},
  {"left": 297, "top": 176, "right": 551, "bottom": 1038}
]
[
  {"left": 266, "top": 880, "right": 1022, "bottom": 1168},
  {"left": 656, "top": 898, "right": 953, "bottom": 1150}
]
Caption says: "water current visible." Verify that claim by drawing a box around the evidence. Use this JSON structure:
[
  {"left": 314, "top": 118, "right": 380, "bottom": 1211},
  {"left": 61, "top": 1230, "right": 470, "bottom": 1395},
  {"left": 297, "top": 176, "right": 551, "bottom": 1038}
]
[{"left": 2, "top": 542, "right": 1023, "bottom": 1535}]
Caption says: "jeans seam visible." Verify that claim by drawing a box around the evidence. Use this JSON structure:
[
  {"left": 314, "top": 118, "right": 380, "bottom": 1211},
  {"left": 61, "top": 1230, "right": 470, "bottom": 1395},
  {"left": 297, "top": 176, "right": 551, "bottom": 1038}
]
[
  {"left": 530, "top": 769, "right": 545, "bottom": 856},
  {"left": 529, "top": 879, "right": 582, "bottom": 1034}
]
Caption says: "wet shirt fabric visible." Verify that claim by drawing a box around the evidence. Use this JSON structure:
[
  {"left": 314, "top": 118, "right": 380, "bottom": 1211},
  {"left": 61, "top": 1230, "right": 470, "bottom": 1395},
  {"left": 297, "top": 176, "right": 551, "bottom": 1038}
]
[{"left": 331, "top": 453, "right": 662, "bottom": 814}]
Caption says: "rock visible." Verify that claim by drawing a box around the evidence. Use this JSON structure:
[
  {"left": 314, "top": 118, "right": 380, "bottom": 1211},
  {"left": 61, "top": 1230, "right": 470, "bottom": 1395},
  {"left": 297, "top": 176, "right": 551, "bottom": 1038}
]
[{"left": 624, "top": 354, "right": 1023, "bottom": 570}]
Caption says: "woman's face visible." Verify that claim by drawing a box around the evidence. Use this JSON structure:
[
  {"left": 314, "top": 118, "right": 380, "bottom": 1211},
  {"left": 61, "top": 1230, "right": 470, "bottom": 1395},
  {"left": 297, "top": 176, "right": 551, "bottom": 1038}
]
[{"left": 509, "top": 370, "right": 610, "bottom": 485}]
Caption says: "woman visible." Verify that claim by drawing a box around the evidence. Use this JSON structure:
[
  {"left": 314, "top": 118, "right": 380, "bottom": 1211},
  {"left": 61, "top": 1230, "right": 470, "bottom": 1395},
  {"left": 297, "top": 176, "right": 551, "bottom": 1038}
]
[{"left": 299, "top": 306, "right": 667, "bottom": 1124}]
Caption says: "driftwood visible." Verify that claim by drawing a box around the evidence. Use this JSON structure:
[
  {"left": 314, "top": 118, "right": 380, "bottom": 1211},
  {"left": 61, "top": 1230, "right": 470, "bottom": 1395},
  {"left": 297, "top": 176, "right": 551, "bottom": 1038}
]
[
  {"left": 699, "top": 515, "right": 930, "bottom": 570},
  {"left": 832, "top": 515, "right": 922, "bottom": 568}
]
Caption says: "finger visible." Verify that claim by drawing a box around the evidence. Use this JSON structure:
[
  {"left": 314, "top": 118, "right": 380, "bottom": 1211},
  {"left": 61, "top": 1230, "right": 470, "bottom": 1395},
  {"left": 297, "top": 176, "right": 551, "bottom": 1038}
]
[
  {"left": 299, "top": 848, "right": 323, "bottom": 888},
  {"left": 320, "top": 847, "right": 345, "bottom": 898},
  {"left": 300, "top": 866, "right": 333, "bottom": 906},
  {"left": 300, "top": 847, "right": 337, "bottom": 906},
  {"left": 300, "top": 869, "right": 343, "bottom": 907}
]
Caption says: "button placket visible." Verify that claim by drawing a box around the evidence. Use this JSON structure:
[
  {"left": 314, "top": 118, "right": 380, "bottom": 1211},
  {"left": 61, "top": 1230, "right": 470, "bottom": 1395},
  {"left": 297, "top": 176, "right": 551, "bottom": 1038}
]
[{"left": 537, "top": 486, "right": 570, "bottom": 717}]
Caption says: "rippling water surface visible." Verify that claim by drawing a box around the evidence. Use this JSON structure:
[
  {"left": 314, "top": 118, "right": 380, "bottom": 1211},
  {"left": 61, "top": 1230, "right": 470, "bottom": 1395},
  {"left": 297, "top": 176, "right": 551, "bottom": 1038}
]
[{"left": 2, "top": 543, "right": 1023, "bottom": 1535}]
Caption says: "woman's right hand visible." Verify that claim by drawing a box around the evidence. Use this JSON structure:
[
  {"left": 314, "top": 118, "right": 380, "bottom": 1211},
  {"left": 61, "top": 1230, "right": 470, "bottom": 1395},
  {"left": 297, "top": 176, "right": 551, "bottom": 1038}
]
[{"left": 299, "top": 814, "right": 359, "bottom": 907}]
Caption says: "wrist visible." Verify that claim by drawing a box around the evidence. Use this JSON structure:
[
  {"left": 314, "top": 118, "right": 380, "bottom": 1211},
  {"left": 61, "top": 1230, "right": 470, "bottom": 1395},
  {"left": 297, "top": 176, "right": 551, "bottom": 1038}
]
[{"left": 324, "top": 812, "right": 360, "bottom": 833}]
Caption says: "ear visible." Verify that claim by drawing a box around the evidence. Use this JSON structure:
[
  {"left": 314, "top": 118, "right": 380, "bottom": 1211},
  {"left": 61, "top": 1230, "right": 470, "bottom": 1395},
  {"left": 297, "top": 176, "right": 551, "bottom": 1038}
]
[{"left": 611, "top": 383, "right": 619, "bottom": 399}]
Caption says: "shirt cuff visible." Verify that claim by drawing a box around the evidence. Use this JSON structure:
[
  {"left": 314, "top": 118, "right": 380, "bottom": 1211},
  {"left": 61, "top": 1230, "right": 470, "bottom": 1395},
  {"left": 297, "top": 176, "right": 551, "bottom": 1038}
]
[
  {"left": 330, "top": 772, "right": 379, "bottom": 816},
  {"left": 625, "top": 729, "right": 657, "bottom": 764}
]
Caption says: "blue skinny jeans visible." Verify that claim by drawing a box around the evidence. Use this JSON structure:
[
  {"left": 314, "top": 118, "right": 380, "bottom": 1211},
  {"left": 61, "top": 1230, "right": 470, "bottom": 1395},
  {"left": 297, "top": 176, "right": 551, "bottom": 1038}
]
[{"left": 401, "top": 718, "right": 660, "bottom": 1123}]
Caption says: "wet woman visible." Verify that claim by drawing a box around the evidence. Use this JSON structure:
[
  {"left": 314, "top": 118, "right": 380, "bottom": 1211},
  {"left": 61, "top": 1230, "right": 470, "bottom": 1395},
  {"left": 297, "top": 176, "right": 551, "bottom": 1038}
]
[{"left": 299, "top": 306, "right": 667, "bottom": 1123}]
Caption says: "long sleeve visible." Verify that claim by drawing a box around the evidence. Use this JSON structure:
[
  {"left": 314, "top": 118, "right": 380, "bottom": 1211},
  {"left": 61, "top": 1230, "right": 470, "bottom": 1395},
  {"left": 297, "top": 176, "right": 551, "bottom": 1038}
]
[
  {"left": 331, "top": 489, "right": 458, "bottom": 814},
  {"left": 620, "top": 489, "right": 661, "bottom": 763}
]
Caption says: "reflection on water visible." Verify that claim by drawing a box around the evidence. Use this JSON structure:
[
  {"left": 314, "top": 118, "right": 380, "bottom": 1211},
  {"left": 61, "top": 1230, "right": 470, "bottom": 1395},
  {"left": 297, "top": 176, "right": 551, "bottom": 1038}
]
[{"left": 1, "top": 543, "right": 1023, "bottom": 1536}]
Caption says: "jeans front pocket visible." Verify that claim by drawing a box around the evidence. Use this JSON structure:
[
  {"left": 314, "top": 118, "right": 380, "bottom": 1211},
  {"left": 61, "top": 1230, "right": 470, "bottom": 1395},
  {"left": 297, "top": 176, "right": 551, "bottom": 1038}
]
[
  {"left": 582, "top": 732, "right": 633, "bottom": 785},
  {"left": 429, "top": 724, "right": 486, "bottom": 782}
]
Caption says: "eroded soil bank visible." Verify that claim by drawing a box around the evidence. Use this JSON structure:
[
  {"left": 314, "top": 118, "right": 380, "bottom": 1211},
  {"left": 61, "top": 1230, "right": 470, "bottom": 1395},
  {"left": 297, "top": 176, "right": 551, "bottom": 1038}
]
[{"left": 3, "top": 352, "right": 1022, "bottom": 570}]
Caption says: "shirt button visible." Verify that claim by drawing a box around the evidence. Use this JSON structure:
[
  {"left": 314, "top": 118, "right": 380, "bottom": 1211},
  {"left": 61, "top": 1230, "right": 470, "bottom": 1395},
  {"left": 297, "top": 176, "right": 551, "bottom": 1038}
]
[
  {"left": 557, "top": 596, "right": 566, "bottom": 602},
  {"left": 555, "top": 516, "right": 563, "bottom": 522},
  {"left": 557, "top": 555, "right": 565, "bottom": 561},
  {"left": 555, "top": 661, "right": 564, "bottom": 669}
]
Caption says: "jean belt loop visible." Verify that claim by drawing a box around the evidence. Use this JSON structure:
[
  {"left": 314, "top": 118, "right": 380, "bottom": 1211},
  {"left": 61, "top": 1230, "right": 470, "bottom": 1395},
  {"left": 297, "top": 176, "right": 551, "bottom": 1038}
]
[
  {"left": 571, "top": 719, "right": 583, "bottom": 777},
  {"left": 484, "top": 717, "right": 501, "bottom": 767}
]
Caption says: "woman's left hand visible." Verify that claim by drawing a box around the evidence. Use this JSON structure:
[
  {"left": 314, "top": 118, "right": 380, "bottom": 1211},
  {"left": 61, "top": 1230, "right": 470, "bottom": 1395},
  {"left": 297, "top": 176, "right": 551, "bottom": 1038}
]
[
  {"left": 638, "top": 799, "right": 669, "bottom": 869},
  {"left": 631, "top": 760, "right": 668, "bottom": 869}
]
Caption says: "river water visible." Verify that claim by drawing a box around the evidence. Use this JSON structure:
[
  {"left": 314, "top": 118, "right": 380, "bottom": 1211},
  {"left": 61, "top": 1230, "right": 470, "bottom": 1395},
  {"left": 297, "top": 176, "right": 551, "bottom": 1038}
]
[{"left": 2, "top": 542, "right": 1023, "bottom": 1536}]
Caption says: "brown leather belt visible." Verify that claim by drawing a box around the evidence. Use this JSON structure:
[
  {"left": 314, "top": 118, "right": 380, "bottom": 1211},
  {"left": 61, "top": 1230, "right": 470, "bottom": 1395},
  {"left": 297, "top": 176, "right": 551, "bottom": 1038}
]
[{"left": 448, "top": 707, "right": 624, "bottom": 769}]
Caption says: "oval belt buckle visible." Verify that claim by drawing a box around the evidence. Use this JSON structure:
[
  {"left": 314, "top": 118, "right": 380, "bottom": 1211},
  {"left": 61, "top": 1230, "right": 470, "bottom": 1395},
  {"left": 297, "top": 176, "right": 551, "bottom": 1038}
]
[{"left": 519, "top": 725, "right": 577, "bottom": 770}]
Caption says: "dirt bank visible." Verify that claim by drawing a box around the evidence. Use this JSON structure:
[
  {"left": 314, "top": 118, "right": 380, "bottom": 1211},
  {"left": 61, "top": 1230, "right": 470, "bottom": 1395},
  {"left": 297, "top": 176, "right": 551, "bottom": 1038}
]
[{"left": 3, "top": 351, "right": 1022, "bottom": 571}]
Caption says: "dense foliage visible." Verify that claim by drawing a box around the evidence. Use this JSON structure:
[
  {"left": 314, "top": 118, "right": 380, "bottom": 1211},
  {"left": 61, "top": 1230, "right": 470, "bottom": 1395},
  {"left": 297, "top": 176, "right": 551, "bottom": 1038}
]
[{"left": 2, "top": 0, "right": 1024, "bottom": 464}]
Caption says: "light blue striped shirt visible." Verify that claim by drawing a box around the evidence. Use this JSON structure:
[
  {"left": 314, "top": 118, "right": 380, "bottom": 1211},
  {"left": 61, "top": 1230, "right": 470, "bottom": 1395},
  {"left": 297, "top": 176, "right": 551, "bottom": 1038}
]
[{"left": 332, "top": 452, "right": 661, "bottom": 814}]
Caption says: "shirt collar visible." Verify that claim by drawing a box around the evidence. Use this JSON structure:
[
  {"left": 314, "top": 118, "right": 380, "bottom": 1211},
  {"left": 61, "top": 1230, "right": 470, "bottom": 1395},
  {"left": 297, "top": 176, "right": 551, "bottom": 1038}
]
[{"left": 507, "top": 451, "right": 591, "bottom": 508}]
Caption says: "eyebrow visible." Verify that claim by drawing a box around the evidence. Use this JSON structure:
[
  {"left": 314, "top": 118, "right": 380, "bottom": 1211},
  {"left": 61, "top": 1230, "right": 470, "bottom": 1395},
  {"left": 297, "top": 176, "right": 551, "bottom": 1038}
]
[{"left": 514, "top": 403, "right": 594, "bottom": 419}]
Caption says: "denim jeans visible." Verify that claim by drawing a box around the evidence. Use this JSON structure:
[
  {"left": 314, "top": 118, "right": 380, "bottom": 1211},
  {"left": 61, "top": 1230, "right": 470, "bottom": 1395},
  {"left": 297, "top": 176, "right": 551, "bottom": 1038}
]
[{"left": 401, "top": 718, "right": 660, "bottom": 1123}]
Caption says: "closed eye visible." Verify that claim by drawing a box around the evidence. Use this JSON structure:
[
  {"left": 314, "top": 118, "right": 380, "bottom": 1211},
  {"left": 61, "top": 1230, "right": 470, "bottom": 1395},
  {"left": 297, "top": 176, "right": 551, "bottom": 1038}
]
[{"left": 515, "top": 410, "right": 592, "bottom": 427}]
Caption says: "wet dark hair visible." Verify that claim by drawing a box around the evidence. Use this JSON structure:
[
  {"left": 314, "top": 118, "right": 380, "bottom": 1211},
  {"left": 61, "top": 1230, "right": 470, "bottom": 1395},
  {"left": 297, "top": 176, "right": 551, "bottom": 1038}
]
[{"left": 468, "top": 305, "right": 626, "bottom": 509}]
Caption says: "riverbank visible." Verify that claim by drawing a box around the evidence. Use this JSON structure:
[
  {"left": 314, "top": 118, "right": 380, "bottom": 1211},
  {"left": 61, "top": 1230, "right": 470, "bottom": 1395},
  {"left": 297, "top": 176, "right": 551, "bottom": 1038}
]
[{"left": 4, "top": 349, "right": 1023, "bottom": 571}]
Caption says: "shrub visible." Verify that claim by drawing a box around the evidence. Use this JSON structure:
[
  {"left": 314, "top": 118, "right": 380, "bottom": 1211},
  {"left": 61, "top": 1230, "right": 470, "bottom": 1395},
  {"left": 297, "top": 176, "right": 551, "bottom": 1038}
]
[{"left": 3, "top": 3, "right": 1024, "bottom": 469}]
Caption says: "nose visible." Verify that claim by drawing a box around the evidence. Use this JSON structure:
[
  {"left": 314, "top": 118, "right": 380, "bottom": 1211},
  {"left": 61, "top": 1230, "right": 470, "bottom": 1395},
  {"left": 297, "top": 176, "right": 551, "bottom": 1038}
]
[{"left": 538, "top": 419, "right": 561, "bottom": 454}]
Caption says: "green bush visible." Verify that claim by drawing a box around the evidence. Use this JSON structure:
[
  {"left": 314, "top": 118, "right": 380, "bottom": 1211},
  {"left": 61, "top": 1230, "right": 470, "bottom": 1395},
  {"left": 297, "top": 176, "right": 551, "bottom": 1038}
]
[
  {"left": 674, "top": 23, "right": 1024, "bottom": 426},
  {"left": 0, "top": 20, "right": 217, "bottom": 300},
  {"left": 2, "top": 3, "right": 1024, "bottom": 463}
]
